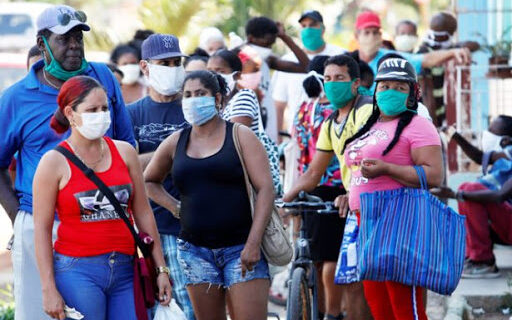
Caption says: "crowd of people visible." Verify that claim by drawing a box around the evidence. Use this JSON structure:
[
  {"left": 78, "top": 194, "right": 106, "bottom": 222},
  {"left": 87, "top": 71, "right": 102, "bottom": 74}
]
[{"left": 0, "top": 3, "right": 511, "bottom": 320}]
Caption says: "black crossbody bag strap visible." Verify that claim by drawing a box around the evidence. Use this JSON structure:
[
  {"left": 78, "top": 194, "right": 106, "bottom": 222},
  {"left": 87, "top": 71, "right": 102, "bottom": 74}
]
[{"left": 55, "top": 145, "right": 150, "bottom": 257}]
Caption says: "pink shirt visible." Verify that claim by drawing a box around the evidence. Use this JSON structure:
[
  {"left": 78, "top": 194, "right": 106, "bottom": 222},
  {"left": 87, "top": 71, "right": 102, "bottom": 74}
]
[{"left": 344, "top": 115, "right": 440, "bottom": 210}]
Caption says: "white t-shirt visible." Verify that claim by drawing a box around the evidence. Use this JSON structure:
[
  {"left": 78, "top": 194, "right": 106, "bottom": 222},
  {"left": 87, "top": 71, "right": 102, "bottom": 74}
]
[
  {"left": 271, "top": 43, "right": 346, "bottom": 132},
  {"left": 259, "top": 61, "right": 278, "bottom": 141}
]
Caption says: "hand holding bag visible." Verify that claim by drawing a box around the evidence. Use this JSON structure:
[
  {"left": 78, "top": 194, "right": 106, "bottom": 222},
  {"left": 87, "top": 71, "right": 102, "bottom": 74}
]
[
  {"left": 55, "top": 145, "right": 158, "bottom": 320},
  {"left": 358, "top": 165, "right": 466, "bottom": 295},
  {"left": 232, "top": 124, "right": 293, "bottom": 266}
]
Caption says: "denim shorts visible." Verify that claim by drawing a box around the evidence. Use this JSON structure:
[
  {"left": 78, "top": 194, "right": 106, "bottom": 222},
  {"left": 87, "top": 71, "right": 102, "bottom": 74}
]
[{"left": 176, "top": 239, "right": 270, "bottom": 288}]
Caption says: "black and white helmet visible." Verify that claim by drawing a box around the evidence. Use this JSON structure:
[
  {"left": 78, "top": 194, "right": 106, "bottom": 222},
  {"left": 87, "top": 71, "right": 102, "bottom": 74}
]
[{"left": 375, "top": 58, "right": 417, "bottom": 83}]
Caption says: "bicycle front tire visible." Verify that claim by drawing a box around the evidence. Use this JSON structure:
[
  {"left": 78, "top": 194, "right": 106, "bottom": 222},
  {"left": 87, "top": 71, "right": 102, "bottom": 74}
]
[{"left": 287, "top": 267, "right": 311, "bottom": 320}]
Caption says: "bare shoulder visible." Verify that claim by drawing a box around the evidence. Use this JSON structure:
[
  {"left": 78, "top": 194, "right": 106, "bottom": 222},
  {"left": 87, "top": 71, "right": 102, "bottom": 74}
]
[
  {"left": 113, "top": 139, "right": 137, "bottom": 156},
  {"left": 37, "top": 150, "right": 67, "bottom": 177},
  {"left": 157, "top": 129, "right": 184, "bottom": 159}
]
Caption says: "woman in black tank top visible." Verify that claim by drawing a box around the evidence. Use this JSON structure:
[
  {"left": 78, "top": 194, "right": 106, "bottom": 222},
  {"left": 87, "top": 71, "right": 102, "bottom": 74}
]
[{"left": 144, "top": 70, "right": 274, "bottom": 320}]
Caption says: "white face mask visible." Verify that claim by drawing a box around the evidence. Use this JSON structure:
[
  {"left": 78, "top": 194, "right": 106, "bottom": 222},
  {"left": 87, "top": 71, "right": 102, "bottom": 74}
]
[
  {"left": 482, "top": 130, "right": 503, "bottom": 153},
  {"left": 424, "top": 30, "right": 453, "bottom": 49},
  {"left": 394, "top": 35, "right": 418, "bottom": 52},
  {"left": 75, "top": 111, "right": 111, "bottom": 140},
  {"left": 118, "top": 64, "right": 140, "bottom": 85},
  {"left": 220, "top": 72, "right": 236, "bottom": 94},
  {"left": 250, "top": 44, "right": 272, "bottom": 60},
  {"left": 358, "top": 33, "right": 382, "bottom": 57},
  {"left": 146, "top": 63, "right": 185, "bottom": 96}
]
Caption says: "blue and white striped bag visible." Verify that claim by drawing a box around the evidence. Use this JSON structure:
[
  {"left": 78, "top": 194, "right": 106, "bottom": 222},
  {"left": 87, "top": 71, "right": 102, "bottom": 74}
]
[
  {"left": 334, "top": 213, "right": 360, "bottom": 284},
  {"left": 358, "top": 166, "right": 466, "bottom": 295}
]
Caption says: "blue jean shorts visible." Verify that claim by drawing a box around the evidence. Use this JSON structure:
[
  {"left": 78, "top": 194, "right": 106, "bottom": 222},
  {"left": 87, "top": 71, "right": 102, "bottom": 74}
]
[{"left": 176, "top": 239, "right": 270, "bottom": 288}]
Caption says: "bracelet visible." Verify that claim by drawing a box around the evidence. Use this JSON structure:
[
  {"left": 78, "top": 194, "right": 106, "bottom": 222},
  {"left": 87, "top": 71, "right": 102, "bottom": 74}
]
[
  {"left": 156, "top": 266, "right": 170, "bottom": 275},
  {"left": 455, "top": 191, "right": 465, "bottom": 202}
]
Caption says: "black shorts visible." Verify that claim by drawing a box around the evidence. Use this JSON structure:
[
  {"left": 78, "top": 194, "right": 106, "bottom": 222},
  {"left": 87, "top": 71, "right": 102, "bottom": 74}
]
[{"left": 304, "top": 185, "right": 346, "bottom": 262}]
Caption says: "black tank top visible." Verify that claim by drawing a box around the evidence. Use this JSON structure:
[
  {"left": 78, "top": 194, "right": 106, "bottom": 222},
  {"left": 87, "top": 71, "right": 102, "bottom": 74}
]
[{"left": 172, "top": 121, "right": 252, "bottom": 248}]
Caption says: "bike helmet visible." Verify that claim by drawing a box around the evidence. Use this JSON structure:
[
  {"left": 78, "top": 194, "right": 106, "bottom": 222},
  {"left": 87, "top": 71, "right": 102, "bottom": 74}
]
[
  {"left": 375, "top": 57, "right": 417, "bottom": 83},
  {"left": 375, "top": 57, "right": 419, "bottom": 109}
]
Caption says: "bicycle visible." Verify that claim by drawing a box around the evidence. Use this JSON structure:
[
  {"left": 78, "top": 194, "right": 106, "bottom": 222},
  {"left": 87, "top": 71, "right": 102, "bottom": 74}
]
[{"left": 276, "top": 191, "right": 338, "bottom": 320}]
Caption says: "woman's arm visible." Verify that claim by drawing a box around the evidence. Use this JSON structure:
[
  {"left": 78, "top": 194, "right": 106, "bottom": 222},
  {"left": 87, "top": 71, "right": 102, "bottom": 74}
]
[
  {"left": 116, "top": 141, "right": 172, "bottom": 305},
  {"left": 229, "top": 116, "right": 254, "bottom": 128},
  {"left": 33, "top": 152, "right": 66, "bottom": 320},
  {"left": 144, "top": 133, "right": 181, "bottom": 217},
  {"left": 361, "top": 145, "right": 444, "bottom": 188},
  {"left": 237, "top": 125, "right": 274, "bottom": 275}
]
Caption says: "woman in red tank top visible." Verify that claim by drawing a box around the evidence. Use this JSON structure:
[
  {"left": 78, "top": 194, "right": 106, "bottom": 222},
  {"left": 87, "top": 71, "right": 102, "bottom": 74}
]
[{"left": 33, "top": 76, "right": 171, "bottom": 320}]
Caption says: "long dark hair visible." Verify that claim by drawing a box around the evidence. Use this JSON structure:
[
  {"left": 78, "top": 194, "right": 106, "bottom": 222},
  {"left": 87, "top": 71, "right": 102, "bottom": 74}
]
[{"left": 341, "top": 82, "right": 418, "bottom": 155}]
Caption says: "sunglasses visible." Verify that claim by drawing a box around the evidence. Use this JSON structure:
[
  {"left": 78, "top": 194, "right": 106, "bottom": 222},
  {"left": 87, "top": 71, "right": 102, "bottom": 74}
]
[{"left": 57, "top": 10, "right": 87, "bottom": 26}]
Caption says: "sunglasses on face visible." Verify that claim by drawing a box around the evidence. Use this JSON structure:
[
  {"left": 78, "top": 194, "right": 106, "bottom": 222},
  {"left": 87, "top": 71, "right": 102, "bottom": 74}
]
[{"left": 57, "top": 10, "right": 87, "bottom": 26}]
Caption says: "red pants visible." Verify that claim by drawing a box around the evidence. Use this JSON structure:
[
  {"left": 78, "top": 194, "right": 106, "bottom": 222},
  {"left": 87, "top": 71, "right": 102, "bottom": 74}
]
[
  {"left": 363, "top": 281, "right": 427, "bottom": 320},
  {"left": 458, "top": 182, "right": 512, "bottom": 262}
]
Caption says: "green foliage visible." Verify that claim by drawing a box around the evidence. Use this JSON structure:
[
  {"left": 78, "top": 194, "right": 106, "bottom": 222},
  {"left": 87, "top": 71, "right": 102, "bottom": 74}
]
[
  {"left": 475, "top": 26, "right": 512, "bottom": 58},
  {"left": 0, "top": 285, "right": 14, "bottom": 320},
  {"left": 139, "top": 0, "right": 205, "bottom": 36}
]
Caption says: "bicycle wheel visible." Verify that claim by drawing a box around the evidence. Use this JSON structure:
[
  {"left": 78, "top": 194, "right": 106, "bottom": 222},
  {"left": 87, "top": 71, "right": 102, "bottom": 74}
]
[{"left": 287, "top": 267, "right": 311, "bottom": 320}]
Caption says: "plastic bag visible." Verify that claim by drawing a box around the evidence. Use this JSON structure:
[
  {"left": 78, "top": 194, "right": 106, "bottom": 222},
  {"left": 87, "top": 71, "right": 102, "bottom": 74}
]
[
  {"left": 154, "top": 300, "right": 187, "bottom": 320},
  {"left": 334, "top": 213, "right": 360, "bottom": 284}
]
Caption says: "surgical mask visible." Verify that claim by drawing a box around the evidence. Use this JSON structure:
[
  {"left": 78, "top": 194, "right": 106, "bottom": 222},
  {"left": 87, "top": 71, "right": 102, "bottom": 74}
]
[
  {"left": 182, "top": 96, "right": 217, "bottom": 126},
  {"left": 118, "top": 64, "right": 140, "bottom": 85},
  {"left": 424, "top": 30, "right": 453, "bottom": 49},
  {"left": 324, "top": 80, "right": 356, "bottom": 109},
  {"left": 146, "top": 63, "right": 185, "bottom": 96},
  {"left": 358, "top": 86, "right": 373, "bottom": 96},
  {"left": 238, "top": 71, "right": 261, "bottom": 90},
  {"left": 42, "top": 36, "right": 88, "bottom": 81},
  {"left": 301, "top": 27, "right": 325, "bottom": 51},
  {"left": 250, "top": 44, "right": 272, "bottom": 60},
  {"left": 376, "top": 89, "right": 409, "bottom": 116},
  {"left": 220, "top": 72, "right": 236, "bottom": 93},
  {"left": 358, "top": 33, "right": 382, "bottom": 57},
  {"left": 481, "top": 130, "right": 504, "bottom": 153},
  {"left": 394, "top": 35, "right": 418, "bottom": 52},
  {"left": 74, "top": 111, "right": 111, "bottom": 140}
]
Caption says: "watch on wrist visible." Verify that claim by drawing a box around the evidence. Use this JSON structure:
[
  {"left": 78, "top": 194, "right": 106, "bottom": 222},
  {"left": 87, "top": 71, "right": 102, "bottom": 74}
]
[
  {"left": 455, "top": 191, "right": 465, "bottom": 201},
  {"left": 156, "top": 266, "right": 170, "bottom": 276}
]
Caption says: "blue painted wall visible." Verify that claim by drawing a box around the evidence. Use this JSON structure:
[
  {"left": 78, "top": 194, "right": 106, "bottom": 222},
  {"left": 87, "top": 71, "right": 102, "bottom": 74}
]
[{"left": 456, "top": 0, "right": 512, "bottom": 130}]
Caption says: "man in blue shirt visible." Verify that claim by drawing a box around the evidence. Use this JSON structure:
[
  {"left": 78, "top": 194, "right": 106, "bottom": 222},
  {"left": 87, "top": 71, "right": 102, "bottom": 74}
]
[
  {"left": 127, "top": 34, "right": 193, "bottom": 319},
  {"left": 0, "top": 5, "right": 135, "bottom": 319},
  {"left": 353, "top": 11, "right": 471, "bottom": 91}
]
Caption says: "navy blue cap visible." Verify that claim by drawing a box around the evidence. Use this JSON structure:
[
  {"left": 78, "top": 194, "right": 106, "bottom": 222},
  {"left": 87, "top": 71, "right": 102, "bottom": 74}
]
[
  {"left": 298, "top": 10, "right": 323, "bottom": 23},
  {"left": 141, "top": 34, "right": 186, "bottom": 60}
]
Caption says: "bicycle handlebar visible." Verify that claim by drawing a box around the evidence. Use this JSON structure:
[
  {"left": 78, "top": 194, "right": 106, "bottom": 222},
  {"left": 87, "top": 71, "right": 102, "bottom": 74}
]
[{"left": 275, "top": 191, "right": 338, "bottom": 214}]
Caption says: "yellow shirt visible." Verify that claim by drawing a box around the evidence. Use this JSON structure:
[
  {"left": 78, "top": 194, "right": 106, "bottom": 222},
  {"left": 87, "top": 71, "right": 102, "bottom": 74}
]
[{"left": 316, "top": 103, "right": 374, "bottom": 188}]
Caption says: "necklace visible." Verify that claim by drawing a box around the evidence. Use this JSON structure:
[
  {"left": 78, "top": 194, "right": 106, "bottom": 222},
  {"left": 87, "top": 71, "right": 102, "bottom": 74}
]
[
  {"left": 66, "top": 139, "right": 105, "bottom": 170},
  {"left": 43, "top": 70, "right": 61, "bottom": 89}
]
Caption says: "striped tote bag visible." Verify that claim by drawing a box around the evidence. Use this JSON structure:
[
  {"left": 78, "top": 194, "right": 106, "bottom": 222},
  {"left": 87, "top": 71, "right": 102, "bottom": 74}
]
[{"left": 358, "top": 166, "right": 466, "bottom": 295}]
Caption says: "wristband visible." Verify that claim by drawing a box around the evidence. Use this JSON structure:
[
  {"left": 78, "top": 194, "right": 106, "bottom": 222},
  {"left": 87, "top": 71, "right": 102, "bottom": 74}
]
[
  {"left": 156, "top": 266, "right": 170, "bottom": 276},
  {"left": 456, "top": 191, "right": 465, "bottom": 202}
]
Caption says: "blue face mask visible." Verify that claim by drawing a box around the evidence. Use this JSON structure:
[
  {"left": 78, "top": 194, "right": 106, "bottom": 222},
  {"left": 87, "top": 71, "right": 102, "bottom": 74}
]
[{"left": 182, "top": 96, "right": 217, "bottom": 126}]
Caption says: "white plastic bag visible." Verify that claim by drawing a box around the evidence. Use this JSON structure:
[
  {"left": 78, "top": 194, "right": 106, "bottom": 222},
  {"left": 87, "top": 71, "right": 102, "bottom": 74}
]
[{"left": 154, "top": 300, "right": 187, "bottom": 320}]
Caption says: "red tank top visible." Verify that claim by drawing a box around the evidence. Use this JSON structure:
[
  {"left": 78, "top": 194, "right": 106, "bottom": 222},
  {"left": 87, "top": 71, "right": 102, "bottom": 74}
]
[{"left": 54, "top": 137, "right": 135, "bottom": 257}]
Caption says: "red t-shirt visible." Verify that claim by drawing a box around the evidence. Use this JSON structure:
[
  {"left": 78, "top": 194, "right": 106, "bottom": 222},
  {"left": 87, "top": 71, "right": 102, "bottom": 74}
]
[{"left": 54, "top": 137, "right": 136, "bottom": 257}]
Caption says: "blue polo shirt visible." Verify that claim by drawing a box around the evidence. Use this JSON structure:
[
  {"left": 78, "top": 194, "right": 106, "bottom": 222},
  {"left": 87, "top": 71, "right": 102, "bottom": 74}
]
[
  {"left": 0, "top": 60, "right": 136, "bottom": 213},
  {"left": 368, "top": 49, "right": 424, "bottom": 91}
]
